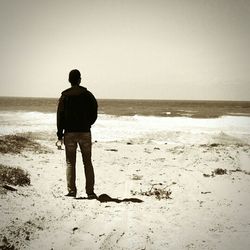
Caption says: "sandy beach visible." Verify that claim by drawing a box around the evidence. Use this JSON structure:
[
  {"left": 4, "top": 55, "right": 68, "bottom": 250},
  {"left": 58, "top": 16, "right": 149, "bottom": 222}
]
[
  {"left": 1, "top": 0, "right": 250, "bottom": 248},
  {"left": 1, "top": 131, "right": 250, "bottom": 250}
]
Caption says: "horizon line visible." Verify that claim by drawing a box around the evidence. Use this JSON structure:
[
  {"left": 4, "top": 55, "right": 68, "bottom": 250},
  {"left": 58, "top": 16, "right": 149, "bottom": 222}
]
[{"left": 0, "top": 95, "right": 250, "bottom": 102}]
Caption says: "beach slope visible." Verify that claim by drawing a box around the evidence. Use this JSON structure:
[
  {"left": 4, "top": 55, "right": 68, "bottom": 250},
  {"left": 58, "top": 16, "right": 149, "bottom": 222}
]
[{"left": 0, "top": 133, "right": 250, "bottom": 250}]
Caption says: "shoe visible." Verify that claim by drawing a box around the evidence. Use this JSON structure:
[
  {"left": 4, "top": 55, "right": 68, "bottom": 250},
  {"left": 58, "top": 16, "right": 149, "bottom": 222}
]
[
  {"left": 87, "top": 193, "right": 97, "bottom": 199},
  {"left": 65, "top": 191, "right": 76, "bottom": 197}
]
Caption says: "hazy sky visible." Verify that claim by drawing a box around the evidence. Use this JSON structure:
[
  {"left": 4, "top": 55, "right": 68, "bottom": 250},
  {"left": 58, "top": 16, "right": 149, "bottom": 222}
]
[{"left": 0, "top": 0, "right": 250, "bottom": 100}]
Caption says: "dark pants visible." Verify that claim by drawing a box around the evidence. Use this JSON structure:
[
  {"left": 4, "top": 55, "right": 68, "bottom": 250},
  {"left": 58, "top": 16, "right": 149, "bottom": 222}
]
[{"left": 64, "top": 132, "right": 95, "bottom": 195}]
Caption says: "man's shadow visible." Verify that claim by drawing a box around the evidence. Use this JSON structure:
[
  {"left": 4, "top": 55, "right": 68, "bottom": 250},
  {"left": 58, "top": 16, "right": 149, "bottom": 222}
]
[{"left": 76, "top": 193, "right": 143, "bottom": 203}]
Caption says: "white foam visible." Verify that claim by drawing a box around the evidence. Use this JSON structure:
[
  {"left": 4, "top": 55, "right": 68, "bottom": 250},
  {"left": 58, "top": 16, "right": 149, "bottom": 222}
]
[
  {"left": 0, "top": 111, "right": 250, "bottom": 144},
  {"left": 92, "top": 114, "right": 250, "bottom": 144},
  {"left": 0, "top": 111, "right": 55, "bottom": 135}
]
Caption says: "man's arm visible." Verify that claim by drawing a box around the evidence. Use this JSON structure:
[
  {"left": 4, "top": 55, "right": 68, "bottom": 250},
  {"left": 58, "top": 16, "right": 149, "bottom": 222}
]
[
  {"left": 88, "top": 91, "right": 98, "bottom": 125},
  {"left": 57, "top": 95, "right": 65, "bottom": 140}
]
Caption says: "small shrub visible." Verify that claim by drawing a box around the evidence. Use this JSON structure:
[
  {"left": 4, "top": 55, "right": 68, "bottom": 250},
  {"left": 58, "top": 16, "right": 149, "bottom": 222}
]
[
  {"left": 0, "top": 164, "right": 30, "bottom": 186},
  {"left": 0, "top": 134, "right": 52, "bottom": 154},
  {"left": 0, "top": 236, "right": 16, "bottom": 250},
  {"left": 213, "top": 168, "right": 227, "bottom": 175},
  {"left": 131, "top": 183, "right": 172, "bottom": 200}
]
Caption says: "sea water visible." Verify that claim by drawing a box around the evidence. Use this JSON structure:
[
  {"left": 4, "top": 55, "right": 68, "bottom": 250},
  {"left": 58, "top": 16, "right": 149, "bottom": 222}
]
[{"left": 0, "top": 97, "right": 250, "bottom": 145}]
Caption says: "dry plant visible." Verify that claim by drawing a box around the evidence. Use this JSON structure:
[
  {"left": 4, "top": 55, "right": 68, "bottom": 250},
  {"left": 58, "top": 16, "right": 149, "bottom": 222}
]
[
  {"left": 203, "top": 168, "right": 228, "bottom": 177},
  {"left": 0, "top": 236, "right": 16, "bottom": 250},
  {"left": 131, "top": 183, "right": 173, "bottom": 200},
  {"left": 0, "top": 134, "right": 52, "bottom": 154},
  {"left": 213, "top": 168, "right": 227, "bottom": 175},
  {"left": 0, "top": 164, "right": 30, "bottom": 186}
]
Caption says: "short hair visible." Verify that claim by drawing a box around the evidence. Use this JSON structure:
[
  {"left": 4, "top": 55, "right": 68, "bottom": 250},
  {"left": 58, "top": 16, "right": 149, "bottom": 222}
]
[{"left": 69, "top": 69, "right": 81, "bottom": 85}]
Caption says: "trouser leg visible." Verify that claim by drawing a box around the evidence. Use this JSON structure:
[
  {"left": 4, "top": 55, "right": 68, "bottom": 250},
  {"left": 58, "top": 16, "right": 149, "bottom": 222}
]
[
  {"left": 64, "top": 133, "right": 77, "bottom": 193},
  {"left": 79, "top": 132, "right": 95, "bottom": 195}
]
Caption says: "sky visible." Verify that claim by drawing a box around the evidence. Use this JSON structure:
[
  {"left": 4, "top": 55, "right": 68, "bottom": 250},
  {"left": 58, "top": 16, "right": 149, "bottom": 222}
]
[{"left": 0, "top": 0, "right": 250, "bottom": 100}]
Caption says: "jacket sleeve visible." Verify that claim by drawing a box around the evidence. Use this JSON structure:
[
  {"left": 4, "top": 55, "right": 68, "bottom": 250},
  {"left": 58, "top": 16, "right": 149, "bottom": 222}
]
[
  {"left": 88, "top": 92, "right": 98, "bottom": 125},
  {"left": 57, "top": 95, "right": 65, "bottom": 139}
]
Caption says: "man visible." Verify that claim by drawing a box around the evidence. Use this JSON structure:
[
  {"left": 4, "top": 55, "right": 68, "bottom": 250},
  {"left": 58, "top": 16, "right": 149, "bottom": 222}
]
[{"left": 57, "top": 69, "right": 98, "bottom": 199}]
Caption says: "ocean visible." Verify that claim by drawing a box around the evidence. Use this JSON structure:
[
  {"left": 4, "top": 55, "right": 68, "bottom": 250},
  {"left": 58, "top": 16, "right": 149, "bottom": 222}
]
[
  {"left": 0, "top": 97, "right": 250, "bottom": 144},
  {"left": 1, "top": 97, "right": 250, "bottom": 118}
]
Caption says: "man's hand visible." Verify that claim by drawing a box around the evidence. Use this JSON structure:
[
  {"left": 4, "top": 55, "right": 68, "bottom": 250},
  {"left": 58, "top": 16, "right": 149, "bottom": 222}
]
[{"left": 56, "top": 140, "right": 63, "bottom": 150}]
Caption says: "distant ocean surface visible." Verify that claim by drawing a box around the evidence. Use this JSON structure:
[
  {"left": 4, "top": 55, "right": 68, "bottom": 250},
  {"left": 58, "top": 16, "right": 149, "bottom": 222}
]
[
  {"left": 0, "top": 97, "right": 250, "bottom": 118},
  {"left": 0, "top": 97, "right": 250, "bottom": 143}
]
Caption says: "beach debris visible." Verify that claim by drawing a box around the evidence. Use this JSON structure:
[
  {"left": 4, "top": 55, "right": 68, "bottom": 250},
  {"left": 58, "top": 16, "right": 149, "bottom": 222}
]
[
  {"left": 154, "top": 147, "right": 160, "bottom": 150},
  {"left": 204, "top": 167, "right": 250, "bottom": 178},
  {"left": 203, "top": 168, "right": 227, "bottom": 177},
  {"left": 116, "top": 232, "right": 125, "bottom": 244},
  {"left": 201, "top": 191, "right": 211, "bottom": 194},
  {"left": 229, "top": 168, "right": 242, "bottom": 173},
  {"left": 200, "top": 143, "right": 220, "bottom": 148},
  {"left": 25, "top": 232, "right": 30, "bottom": 241},
  {"left": 131, "top": 183, "right": 173, "bottom": 200},
  {"left": 206, "top": 168, "right": 250, "bottom": 177},
  {"left": 126, "top": 142, "right": 133, "bottom": 145},
  {"left": 203, "top": 173, "right": 211, "bottom": 177},
  {"left": 213, "top": 168, "right": 227, "bottom": 175},
  {"left": 131, "top": 174, "right": 143, "bottom": 180},
  {"left": 72, "top": 227, "right": 78, "bottom": 233},
  {"left": 144, "top": 148, "right": 151, "bottom": 154},
  {"left": 229, "top": 168, "right": 250, "bottom": 175},
  {"left": 153, "top": 158, "right": 165, "bottom": 162},
  {"left": 198, "top": 200, "right": 204, "bottom": 207},
  {"left": 105, "top": 149, "right": 118, "bottom": 152},
  {"left": 2, "top": 184, "right": 17, "bottom": 192}
]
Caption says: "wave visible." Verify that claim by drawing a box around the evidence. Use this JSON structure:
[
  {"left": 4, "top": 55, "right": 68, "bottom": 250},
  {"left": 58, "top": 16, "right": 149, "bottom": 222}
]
[
  {"left": 1, "top": 111, "right": 250, "bottom": 144},
  {"left": 93, "top": 114, "right": 250, "bottom": 143},
  {"left": 0, "top": 111, "right": 55, "bottom": 136}
]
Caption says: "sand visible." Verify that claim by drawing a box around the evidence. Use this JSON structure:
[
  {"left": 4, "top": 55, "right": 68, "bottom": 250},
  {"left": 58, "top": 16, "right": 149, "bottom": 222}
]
[{"left": 0, "top": 137, "right": 250, "bottom": 250}]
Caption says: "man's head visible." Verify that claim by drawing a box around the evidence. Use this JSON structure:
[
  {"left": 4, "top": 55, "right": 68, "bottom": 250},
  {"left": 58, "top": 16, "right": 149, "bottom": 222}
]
[{"left": 69, "top": 69, "right": 81, "bottom": 86}]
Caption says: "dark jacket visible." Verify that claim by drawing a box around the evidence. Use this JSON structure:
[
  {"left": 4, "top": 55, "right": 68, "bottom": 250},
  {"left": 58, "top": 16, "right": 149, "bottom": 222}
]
[{"left": 57, "top": 85, "right": 98, "bottom": 139}]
